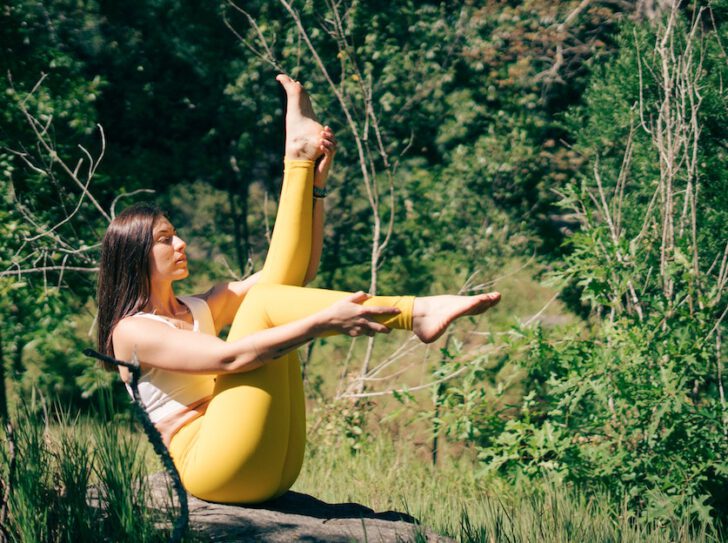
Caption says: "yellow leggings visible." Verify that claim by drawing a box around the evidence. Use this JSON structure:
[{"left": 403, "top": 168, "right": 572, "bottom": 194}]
[{"left": 169, "top": 159, "right": 414, "bottom": 504}]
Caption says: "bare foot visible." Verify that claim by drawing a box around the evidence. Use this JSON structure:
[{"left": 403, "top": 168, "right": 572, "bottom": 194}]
[
  {"left": 412, "top": 292, "right": 501, "bottom": 344},
  {"left": 277, "top": 74, "right": 326, "bottom": 161}
]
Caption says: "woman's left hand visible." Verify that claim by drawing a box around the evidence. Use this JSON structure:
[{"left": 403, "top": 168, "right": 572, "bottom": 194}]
[{"left": 314, "top": 126, "right": 336, "bottom": 188}]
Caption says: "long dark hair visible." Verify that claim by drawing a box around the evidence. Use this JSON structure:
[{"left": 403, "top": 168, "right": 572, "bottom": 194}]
[{"left": 97, "top": 202, "right": 165, "bottom": 367}]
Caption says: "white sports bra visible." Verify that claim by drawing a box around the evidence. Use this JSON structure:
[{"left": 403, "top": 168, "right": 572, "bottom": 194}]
[{"left": 127, "top": 296, "right": 217, "bottom": 426}]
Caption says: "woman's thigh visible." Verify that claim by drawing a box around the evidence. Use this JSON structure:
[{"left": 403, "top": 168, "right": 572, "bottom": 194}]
[
  {"left": 173, "top": 289, "right": 292, "bottom": 503},
  {"left": 177, "top": 357, "right": 292, "bottom": 503},
  {"left": 274, "top": 354, "right": 306, "bottom": 496}
]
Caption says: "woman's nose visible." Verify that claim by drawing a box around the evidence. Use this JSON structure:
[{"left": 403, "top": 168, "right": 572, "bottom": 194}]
[{"left": 174, "top": 235, "right": 186, "bottom": 251}]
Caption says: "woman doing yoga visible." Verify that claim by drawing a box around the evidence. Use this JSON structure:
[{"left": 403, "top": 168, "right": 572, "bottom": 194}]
[{"left": 97, "top": 74, "right": 501, "bottom": 504}]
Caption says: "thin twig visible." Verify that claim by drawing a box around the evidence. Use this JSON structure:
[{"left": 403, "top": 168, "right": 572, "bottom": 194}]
[
  {"left": 0, "top": 265, "right": 99, "bottom": 277},
  {"left": 111, "top": 189, "right": 156, "bottom": 219},
  {"left": 340, "top": 365, "right": 471, "bottom": 400},
  {"left": 520, "top": 292, "right": 560, "bottom": 328}
]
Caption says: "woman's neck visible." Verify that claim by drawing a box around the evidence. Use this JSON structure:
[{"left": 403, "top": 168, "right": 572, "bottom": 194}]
[{"left": 145, "top": 281, "right": 186, "bottom": 317}]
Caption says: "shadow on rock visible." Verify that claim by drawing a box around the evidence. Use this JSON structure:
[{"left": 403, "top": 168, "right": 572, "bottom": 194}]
[{"left": 248, "top": 490, "right": 419, "bottom": 524}]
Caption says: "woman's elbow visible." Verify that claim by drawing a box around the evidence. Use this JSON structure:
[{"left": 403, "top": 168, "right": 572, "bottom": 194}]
[{"left": 219, "top": 350, "right": 263, "bottom": 374}]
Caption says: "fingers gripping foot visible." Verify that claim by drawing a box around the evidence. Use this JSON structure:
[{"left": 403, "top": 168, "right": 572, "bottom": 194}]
[
  {"left": 277, "top": 74, "right": 330, "bottom": 161},
  {"left": 315, "top": 126, "right": 336, "bottom": 187}
]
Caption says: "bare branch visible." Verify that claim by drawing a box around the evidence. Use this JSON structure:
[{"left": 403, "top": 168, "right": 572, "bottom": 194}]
[
  {"left": 0, "top": 266, "right": 99, "bottom": 277},
  {"left": 532, "top": 0, "right": 593, "bottom": 85},
  {"left": 520, "top": 292, "right": 560, "bottom": 328},
  {"left": 339, "top": 365, "right": 471, "bottom": 400},
  {"left": 110, "top": 189, "right": 156, "bottom": 219},
  {"left": 10, "top": 76, "right": 110, "bottom": 222},
  {"left": 224, "top": 2, "right": 283, "bottom": 71}
]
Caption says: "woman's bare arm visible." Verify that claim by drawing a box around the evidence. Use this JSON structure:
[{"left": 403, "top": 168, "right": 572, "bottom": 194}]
[
  {"left": 201, "top": 271, "right": 262, "bottom": 333},
  {"left": 112, "top": 291, "right": 399, "bottom": 375},
  {"left": 304, "top": 129, "right": 335, "bottom": 284}
]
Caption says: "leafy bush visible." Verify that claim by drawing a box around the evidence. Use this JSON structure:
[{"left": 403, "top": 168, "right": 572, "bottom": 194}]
[{"left": 434, "top": 5, "right": 728, "bottom": 526}]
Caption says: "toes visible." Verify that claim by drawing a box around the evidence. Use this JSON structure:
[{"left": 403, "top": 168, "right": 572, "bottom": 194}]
[
  {"left": 462, "top": 293, "right": 500, "bottom": 316},
  {"left": 480, "top": 292, "right": 500, "bottom": 311},
  {"left": 276, "top": 74, "right": 302, "bottom": 94},
  {"left": 479, "top": 293, "right": 499, "bottom": 310}
]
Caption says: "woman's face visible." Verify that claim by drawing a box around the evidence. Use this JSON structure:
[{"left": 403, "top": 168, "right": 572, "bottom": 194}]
[{"left": 148, "top": 216, "right": 189, "bottom": 283}]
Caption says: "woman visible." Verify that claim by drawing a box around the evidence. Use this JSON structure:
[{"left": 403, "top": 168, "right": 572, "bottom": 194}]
[{"left": 97, "top": 74, "right": 501, "bottom": 504}]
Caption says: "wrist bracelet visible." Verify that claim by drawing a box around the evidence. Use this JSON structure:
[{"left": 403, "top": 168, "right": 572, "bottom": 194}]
[{"left": 313, "top": 186, "right": 328, "bottom": 199}]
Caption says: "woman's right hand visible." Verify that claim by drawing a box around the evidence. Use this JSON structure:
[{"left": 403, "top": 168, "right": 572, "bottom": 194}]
[
  {"left": 314, "top": 126, "right": 336, "bottom": 188},
  {"left": 321, "top": 291, "right": 400, "bottom": 337}
]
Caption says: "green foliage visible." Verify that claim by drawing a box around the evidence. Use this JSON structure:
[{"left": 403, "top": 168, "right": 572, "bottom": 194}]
[
  {"left": 0, "top": 0, "right": 625, "bottom": 405},
  {"left": 307, "top": 398, "right": 372, "bottom": 454},
  {"left": 0, "top": 395, "right": 184, "bottom": 542},
  {"left": 429, "top": 7, "right": 728, "bottom": 526},
  {"left": 296, "top": 421, "right": 722, "bottom": 542},
  {"left": 0, "top": 0, "right": 112, "bottom": 409},
  {"left": 564, "top": 8, "right": 728, "bottom": 266},
  {"left": 475, "top": 319, "right": 727, "bottom": 520},
  {"left": 2, "top": 0, "right": 726, "bottom": 534}
]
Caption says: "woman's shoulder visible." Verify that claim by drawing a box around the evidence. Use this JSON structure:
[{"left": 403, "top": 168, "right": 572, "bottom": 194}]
[
  {"left": 188, "top": 284, "right": 224, "bottom": 303},
  {"left": 113, "top": 313, "right": 176, "bottom": 355},
  {"left": 189, "top": 282, "right": 237, "bottom": 330},
  {"left": 115, "top": 312, "right": 177, "bottom": 333},
  {"left": 200, "top": 272, "right": 262, "bottom": 330}
]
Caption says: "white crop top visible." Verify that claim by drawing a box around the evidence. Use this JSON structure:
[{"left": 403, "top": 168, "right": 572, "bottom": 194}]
[{"left": 127, "top": 296, "right": 217, "bottom": 424}]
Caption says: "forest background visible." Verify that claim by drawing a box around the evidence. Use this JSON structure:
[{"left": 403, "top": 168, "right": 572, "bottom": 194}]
[{"left": 0, "top": 0, "right": 727, "bottom": 541}]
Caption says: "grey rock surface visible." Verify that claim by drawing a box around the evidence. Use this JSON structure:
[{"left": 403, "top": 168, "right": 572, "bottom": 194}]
[{"left": 147, "top": 472, "right": 454, "bottom": 543}]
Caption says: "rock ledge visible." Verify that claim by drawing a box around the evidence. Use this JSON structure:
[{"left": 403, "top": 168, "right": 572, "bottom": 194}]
[{"left": 147, "top": 472, "right": 454, "bottom": 542}]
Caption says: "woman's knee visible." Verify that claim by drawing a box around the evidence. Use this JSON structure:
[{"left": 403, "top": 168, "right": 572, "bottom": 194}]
[{"left": 182, "top": 463, "right": 285, "bottom": 504}]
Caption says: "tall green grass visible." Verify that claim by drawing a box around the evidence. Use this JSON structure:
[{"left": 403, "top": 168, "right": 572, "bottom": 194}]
[
  {"left": 293, "top": 430, "right": 723, "bottom": 543},
  {"left": 1, "top": 392, "right": 721, "bottom": 542},
  {"left": 0, "top": 397, "right": 190, "bottom": 543}
]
